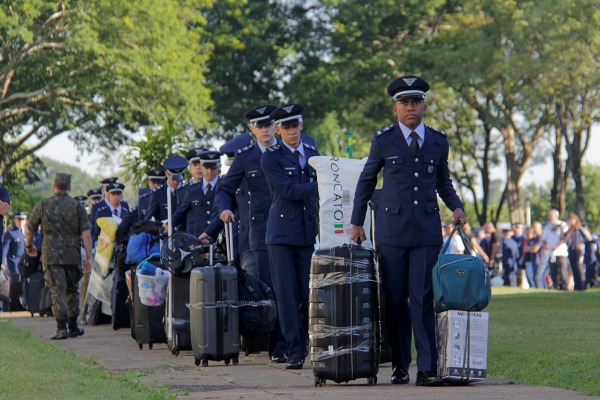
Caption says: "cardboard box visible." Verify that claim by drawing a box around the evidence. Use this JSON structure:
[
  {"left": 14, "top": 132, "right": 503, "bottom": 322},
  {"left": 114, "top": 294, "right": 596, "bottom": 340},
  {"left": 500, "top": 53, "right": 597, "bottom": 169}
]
[{"left": 436, "top": 310, "right": 489, "bottom": 382}]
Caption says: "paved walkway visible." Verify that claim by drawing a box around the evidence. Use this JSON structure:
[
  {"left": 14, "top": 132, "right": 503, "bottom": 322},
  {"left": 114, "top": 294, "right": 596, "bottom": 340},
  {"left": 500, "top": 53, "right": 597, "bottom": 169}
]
[{"left": 2, "top": 311, "right": 598, "bottom": 400}]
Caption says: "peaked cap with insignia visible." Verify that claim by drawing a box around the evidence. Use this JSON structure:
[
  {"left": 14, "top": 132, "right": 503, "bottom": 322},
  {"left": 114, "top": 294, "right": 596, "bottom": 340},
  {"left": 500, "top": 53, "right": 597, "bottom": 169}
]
[
  {"left": 387, "top": 75, "right": 430, "bottom": 101},
  {"left": 163, "top": 155, "right": 189, "bottom": 181},
  {"left": 199, "top": 150, "right": 222, "bottom": 168},
  {"left": 270, "top": 103, "right": 304, "bottom": 127},
  {"left": 73, "top": 195, "right": 88, "bottom": 202},
  {"left": 14, "top": 211, "right": 28, "bottom": 219},
  {"left": 106, "top": 182, "right": 125, "bottom": 194},
  {"left": 100, "top": 177, "right": 119, "bottom": 186},
  {"left": 87, "top": 188, "right": 103, "bottom": 199},
  {"left": 185, "top": 147, "right": 209, "bottom": 163},
  {"left": 244, "top": 104, "right": 278, "bottom": 126},
  {"left": 146, "top": 167, "right": 166, "bottom": 180}
]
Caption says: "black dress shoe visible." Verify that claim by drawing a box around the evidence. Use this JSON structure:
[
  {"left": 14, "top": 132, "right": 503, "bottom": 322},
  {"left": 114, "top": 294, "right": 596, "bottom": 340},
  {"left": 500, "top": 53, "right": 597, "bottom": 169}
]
[
  {"left": 50, "top": 329, "right": 69, "bottom": 340},
  {"left": 68, "top": 326, "right": 85, "bottom": 338},
  {"left": 285, "top": 359, "right": 303, "bottom": 370},
  {"left": 270, "top": 355, "right": 287, "bottom": 363},
  {"left": 416, "top": 371, "right": 444, "bottom": 387},
  {"left": 391, "top": 367, "right": 410, "bottom": 384}
]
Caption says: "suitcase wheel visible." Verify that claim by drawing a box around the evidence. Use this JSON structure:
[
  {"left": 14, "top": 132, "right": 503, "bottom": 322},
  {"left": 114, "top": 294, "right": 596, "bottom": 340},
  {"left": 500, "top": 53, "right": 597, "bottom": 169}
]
[
  {"left": 194, "top": 358, "right": 201, "bottom": 366},
  {"left": 201, "top": 359, "right": 208, "bottom": 367},
  {"left": 232, "top": 355, "right": 239, "bottom": 365},
  {"left": 139, "top": 344, "right": 143, "bottom": 350},
  {"left": 171, "top": 348, "right": 179, "bottom": 356},
  {"left": 314, "top": 377, "right": 326, "bottom": 387},
  {"left": 367, "top": 376, "right": 377, "bottom": 386},
  {"left": 30, "top": 312, "right": 34, "bottom": 317},
  {"left": 225, "top": 358, "right": 230, "bottom": 366}
]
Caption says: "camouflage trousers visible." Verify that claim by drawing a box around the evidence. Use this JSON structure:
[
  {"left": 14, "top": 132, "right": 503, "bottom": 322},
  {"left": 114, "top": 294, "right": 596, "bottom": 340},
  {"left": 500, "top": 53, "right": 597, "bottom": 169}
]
[{"left": 44, "top": 264, "right": 83, "bottom": 320}]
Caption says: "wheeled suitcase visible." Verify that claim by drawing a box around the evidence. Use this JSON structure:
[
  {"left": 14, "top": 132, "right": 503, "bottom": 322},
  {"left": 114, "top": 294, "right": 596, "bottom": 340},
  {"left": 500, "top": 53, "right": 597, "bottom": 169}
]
[
  {"left": 310, "top": 244, "right": 380, "bottom": 386},
  {"left": 111, "top": 246, "right": 130, "bottom": 330},
  {"left": 164, "top": 272, "right": 192, "bottom": 355},
  {"left": 189, "top": 223, "right": 240, "bottom": 366},
  {"left": 21, "top": 272, "right": 52, "bottom": 317},
  {"left": 131, "top": 255, "right": 167, "bottom": 349}
]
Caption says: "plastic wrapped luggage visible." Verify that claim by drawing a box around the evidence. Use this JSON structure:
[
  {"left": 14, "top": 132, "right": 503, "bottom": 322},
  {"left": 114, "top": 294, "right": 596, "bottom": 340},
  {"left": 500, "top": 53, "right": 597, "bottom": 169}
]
[
  {"left": 309, "top": 244, "right": 380, "bottom": 386},
  {"left": 189, "top": 223, "right": 240, "bottom": 366},
  {"left": 131, "top": 254, "right": 167, "bottom": 349}
]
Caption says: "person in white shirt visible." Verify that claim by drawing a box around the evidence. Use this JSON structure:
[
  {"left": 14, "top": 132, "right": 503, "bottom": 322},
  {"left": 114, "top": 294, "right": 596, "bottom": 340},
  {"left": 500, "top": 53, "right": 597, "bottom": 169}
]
[
  {"left": 540, "top": 209, "right": 569, "bottom": 290},
  {"left": 443, "top": 221, "right": 465, "bottom": 254}
]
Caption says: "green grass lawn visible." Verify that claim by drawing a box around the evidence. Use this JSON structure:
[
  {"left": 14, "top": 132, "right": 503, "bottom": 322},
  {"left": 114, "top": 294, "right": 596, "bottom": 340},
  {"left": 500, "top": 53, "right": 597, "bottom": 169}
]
[
  {"left": 0, "top": 320, "right": 174, "bottom": 400},
  {"left": 487, "top": 286, "right": 600, "bottom": 396},
  {"left": 1, "top": 287, "right": 599, "bottom": 398}
]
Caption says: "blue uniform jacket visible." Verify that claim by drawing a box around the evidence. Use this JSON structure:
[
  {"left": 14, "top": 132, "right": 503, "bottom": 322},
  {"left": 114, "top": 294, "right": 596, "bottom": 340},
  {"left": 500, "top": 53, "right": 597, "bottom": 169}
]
[
  {"left": 351, "top": 123, "right": 463, "bottom": 247},
  {"left": 0, "top": 187, "right": 10, "bottom": 244},
  {"left": 2, "top": 225, "right": 25, "bottom": 282},
  {"left": 172, "top": 178, "right": 223, "bottom": 238},
  {"left": 261, "top": 142, "right": 320, "bottom": 246},
  {"left": 144, "top": 184, "right": 184, "bottom": 224},
  {"left": 215, "top": 144, "right": 272, "bottom": 251},
  {"left": 137, "top": 188, "right": 151, "bottom": 220},
  {"left": 92, "top": 202, "right": 131, "bottom": 243}
]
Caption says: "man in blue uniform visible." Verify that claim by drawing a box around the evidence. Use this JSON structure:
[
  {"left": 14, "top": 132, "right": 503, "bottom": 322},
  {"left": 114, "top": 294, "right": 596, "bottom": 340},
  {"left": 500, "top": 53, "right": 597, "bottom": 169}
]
[
  {"left": 145, "top": 156, "right": 189, "bottom": 223},
  {"left": 92, "top": 183, "right": 131, "bottom": 243},
  {"left": 138, "top": 168, "right": 165, "bottom": 220},
  {"left": 174, "top": 150, "right": 223, "bottom": 238},
  {"left": 219, "top": 133, "right": 254, "bottom": 266},
  {"left": 261, "top": 103, "right": 320, "bottom": 369},
  {"left": 214, "top": 104, "right": 287, "bottom": 361},
  {"left": 2, "top": 211, "right": 27, "bottom": 311},
  {"left": 351, "top": 75, "right": 466, "bottom": 386}
]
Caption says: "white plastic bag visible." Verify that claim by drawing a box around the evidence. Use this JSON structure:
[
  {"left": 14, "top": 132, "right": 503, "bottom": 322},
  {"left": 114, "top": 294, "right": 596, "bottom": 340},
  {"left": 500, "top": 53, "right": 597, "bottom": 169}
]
[{"left": 308, "top": 156, "right": 372, "bottom": 249}]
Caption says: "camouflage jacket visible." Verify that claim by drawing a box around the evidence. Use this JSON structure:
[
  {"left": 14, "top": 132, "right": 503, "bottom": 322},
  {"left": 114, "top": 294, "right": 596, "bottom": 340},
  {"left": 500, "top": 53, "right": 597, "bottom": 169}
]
[{"left": 27, "top": 192, "right": 92, "bottom": 266}]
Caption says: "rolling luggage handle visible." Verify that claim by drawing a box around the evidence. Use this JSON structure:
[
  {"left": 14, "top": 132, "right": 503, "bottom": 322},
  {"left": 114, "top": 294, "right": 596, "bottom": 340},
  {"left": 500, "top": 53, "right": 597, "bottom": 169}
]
[{"left": 367, "top": 200, "right": 385, "bottom": 363}]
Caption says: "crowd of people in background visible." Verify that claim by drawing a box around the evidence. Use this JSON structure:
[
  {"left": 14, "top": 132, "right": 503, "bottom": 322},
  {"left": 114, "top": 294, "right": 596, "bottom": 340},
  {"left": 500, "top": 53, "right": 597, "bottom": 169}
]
[{"left": 443, "top": 209, "right": 600, "bottom": 291}]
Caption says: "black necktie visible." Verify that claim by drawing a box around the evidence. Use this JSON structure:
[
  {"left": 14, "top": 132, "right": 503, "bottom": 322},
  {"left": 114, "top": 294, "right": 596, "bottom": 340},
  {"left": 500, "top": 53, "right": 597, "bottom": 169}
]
[
  {"left": 113, "top": 208, "right": 118, "bottom": 217},
  {"left": 294, "top": 149, "right": 303, "bottom": 168},
  {"left": 410, "top": 131, "right": 420, "bottom": 155},
  {"left": 205, "top": 183, "right": 213, "bottom": 200}
]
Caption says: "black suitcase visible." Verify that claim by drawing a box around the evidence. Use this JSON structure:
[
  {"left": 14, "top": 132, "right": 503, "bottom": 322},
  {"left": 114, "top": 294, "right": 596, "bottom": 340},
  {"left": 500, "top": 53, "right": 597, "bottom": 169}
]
[
  {"left": 189, "top": 225, "right": 240, "bottom": 367},
  {"left": 309, "top": 245, "right": 380, "bottom": 386},
  {"left": 111, "top": 247, "right": 131, "bottom": 330},
  {"left": 131, "top": 257, "right": 167, "bottom": 349},
  {"left": 21, "top": 272, "right": 52, "bottom": 317},
  {"left": 164, "top": 272, "right": 192, "bottom": 355}
]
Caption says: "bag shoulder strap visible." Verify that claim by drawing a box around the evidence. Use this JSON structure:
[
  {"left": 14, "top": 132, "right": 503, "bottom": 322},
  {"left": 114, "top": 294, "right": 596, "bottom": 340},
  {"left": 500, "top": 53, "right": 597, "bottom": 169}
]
[{"left": 441, "top": 223, "right": 475, "bottom": 255}]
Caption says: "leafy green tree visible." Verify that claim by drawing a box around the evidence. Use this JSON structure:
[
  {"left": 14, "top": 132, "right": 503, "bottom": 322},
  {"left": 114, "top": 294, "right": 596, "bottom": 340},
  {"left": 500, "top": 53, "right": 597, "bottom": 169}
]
[
  {"left": 121, "top": 118, "right": 196, "bottom": 193},
  {"left": 0, "top": 0, "right": 213, "bottom": 181}
]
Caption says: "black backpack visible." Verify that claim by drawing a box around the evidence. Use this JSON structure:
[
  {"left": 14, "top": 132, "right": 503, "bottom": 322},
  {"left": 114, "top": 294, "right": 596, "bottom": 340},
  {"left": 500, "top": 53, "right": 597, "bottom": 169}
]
[{"left": 237, "top": 268, "right": 278, "bottom": 337}]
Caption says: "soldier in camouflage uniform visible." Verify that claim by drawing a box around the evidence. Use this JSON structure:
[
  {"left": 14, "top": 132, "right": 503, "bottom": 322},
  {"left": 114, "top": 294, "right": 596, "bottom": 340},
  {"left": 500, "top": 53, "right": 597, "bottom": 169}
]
[{"left": 25, "top": 173, "right": 93, "bottom": 340}]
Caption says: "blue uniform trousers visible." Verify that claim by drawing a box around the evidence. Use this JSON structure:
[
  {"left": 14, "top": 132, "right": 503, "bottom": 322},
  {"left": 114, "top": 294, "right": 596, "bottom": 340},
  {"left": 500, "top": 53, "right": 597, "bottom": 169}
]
[
  {"left": 379, "top": 244, "right": 440, "bottom": 372},
  {"left": 267, "top": 243, "right": 313, "bottom": 361},
  {"left": 253, "top": 248, "right": 287, "bottom": 358}
]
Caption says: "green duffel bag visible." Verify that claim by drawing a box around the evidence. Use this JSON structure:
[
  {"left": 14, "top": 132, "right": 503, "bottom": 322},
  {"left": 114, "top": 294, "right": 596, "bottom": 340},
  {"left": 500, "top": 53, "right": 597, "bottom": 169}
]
[{"left": 432, "top": 223, "right": 491, "bottom": 313}]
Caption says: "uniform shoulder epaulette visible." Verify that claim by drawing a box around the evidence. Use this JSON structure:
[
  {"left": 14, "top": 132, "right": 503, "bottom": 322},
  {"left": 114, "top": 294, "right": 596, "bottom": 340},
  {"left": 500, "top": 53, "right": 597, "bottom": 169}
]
[
  {"left": 139, "top": 190, "right": 151, "bottom": 199},
  {"left": 153, "top": 184, "right": 164, "bottom": 192},
  {"left": 303, "top": 143, "right": 317, "bottom": 151},
  {"left": 97, "top": 204, "right": 109, "bottom": 213},
  {"left": 427, "top": 125, "right": 447, "bottom": 136},
  {"left": 237, "top": 144, "right": 254, "bottom": 154},
  {"left": 267, "top": 144, "right": 281, "bottom": 152},
  {"left": 375, "top": 124, "right": 395, "bottom": 137}
]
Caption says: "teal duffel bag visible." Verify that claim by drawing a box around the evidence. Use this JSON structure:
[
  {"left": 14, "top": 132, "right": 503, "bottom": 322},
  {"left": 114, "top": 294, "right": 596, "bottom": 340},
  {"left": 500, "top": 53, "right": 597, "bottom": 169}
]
[{"left": 432, "top": 222, "right": 491, "bottom": 313}]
